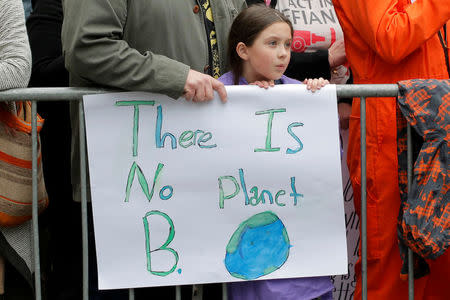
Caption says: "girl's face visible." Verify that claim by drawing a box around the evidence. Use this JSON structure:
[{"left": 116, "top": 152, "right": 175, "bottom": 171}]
[{"left": 238, "top": 22, "right": 292, "bottom": 83}]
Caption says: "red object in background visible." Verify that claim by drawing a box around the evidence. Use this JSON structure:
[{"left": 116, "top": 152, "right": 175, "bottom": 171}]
[
  {"left": 291, "top": 27, "right": 337, "bottom": 52},
  {"left": 292, "top": 30, "right": 325, "bottom": 52}
]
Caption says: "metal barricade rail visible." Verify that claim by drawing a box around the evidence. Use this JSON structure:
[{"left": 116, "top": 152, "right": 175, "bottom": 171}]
[{"left": 0, "top": 85, "right": 414, "bottom": 300}]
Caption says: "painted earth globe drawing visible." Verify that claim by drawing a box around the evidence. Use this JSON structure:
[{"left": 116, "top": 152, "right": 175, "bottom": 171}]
[{"left": 224, "top": 211, "right": 291, "bottom": 280}]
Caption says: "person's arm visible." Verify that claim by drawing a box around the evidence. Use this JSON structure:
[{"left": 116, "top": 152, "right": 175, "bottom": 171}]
[
  {"left": 0, "top": 0, "right": 31, "bottom": 90},
  {"left": 61, "top": 0, "right": 189, "bottom": 99},
  {"left": 333, "top": 0, "right": 450, "bottom": 63},
  {"left": 27, "top": 0, "right": 68, "bottom": 87}
]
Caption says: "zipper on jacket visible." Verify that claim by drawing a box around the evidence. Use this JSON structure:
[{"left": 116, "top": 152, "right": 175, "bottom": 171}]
[{"left": 197, "top": 0, "right": 213, "bottom": 76}]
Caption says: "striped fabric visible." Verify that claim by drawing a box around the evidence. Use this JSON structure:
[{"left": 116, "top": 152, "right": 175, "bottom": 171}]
[
  {"left": 0, "top": 0, "right": 37, "bottom": 287},
  {"left": 0, "top": 102, "right": 48, "bottom": 226}
]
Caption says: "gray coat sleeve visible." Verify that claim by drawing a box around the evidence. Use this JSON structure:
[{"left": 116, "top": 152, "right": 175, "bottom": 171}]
[
  {"left": 61, "top": 0, "right": 189, "bottom": 99},
  {"left": 0, "top": 0, "right": 32, "bottom": 90}
]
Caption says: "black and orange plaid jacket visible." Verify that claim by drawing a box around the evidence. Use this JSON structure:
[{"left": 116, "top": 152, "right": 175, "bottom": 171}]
[{"left": 396, "top": 79, "right": 449, "bottom": 279}]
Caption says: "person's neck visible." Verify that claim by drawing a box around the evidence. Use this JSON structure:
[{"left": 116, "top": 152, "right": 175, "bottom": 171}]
[{"left": 241, "top": 65, "right": 274, "bottom": 85}]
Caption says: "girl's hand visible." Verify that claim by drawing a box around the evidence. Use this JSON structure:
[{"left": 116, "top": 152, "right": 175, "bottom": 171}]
[
  {"left": 249, "top": 80, "right": 275, "bottom": 89},
  {"left": 303, "top": 77, "right": 329, "bottom": 92}
]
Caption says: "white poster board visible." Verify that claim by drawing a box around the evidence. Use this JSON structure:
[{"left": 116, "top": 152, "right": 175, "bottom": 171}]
[{"left": 84, "top": 85, "right": 347, "bottom": 290}]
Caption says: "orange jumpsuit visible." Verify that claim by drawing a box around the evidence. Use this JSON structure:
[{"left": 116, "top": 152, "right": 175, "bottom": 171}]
[{"left": 332, "top": 0, "right": 450, "bottom": 298}]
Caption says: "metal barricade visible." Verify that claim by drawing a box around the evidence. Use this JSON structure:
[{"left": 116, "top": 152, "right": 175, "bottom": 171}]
[{"left": 0, "top": 85, "right": 415, "bottom": 300}]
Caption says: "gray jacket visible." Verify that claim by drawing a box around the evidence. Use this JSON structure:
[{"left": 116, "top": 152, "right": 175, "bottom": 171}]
[
  {"left": 61, "top": 0, "right": 246, "bottom": 201},
  {"left": 62, "top": 0, "right": 246, "bottom": 99}
]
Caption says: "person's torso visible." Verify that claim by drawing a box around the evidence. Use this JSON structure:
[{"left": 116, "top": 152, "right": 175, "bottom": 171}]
[
  {"left": 333, "top": 0, "right": 449, "bottom": 83},
  {"left": 122, "top": 0, "right": 242, "bottom": 75}
]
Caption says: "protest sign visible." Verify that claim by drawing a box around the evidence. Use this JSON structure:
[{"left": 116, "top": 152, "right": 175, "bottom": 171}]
[
  {"left": 84, "top": 85, "right": 347, "bottom": 289},
  {"left": 276, "top": 0, "right": 350, "bottom": 84},
  {"left": 276, "top": 0, "right": 344, "bottom": 52}
]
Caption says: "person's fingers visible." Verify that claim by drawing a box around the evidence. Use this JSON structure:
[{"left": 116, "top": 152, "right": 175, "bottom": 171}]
[
  {"left": 212, "top": 79, "right": 227, "bottom": 103},
  {"left": 314, "top": 78, "right": 322, "bottom": 92},
  {"left": 204, "top": 80, "right": 214, "bottom": 101},
  {"left": 183, "top": 89, "right": 194, "bottom": 102},
  {"left": 259, "top": 81, "right": 269, "bottom": 89},
  {"left": 193, "top": 85, "right": 205, "bottom": 102},
  {"left": 305, "top": 78, "right": 314, "bottom": 91},
  {"left": 185, "top": 70, "right": 222, "bottom": 102},
  {"left": 250, "top": 81, "right": 274, "bottom": 89},
  {"left": 249, "top": 82, "right": 261, "bottom": 88},
  {"left": 312, "top": 79, "right": 319, "bottom": 92},
  {"left": 334, "top": 39, "right": 344, "bottom": 48},
  {"left": 305, "top": 78, "right": 331, "bottom": 92}
]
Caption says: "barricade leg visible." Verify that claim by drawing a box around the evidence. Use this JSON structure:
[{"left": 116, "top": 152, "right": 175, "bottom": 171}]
[
  {"left": 32, "top": 101, "right": 42, "bottom": 300},
  {"left": 360, "top": 97, "right": 367, "bottom": 300},
  {"left": 222, "top": 283, "right": 227, "bottom": 300},
  {"left": 176, "top": 285, "right": 182, "bottom": 300},
  {"left": 79, "top": 100, "right": 89, "bottom": 300}
]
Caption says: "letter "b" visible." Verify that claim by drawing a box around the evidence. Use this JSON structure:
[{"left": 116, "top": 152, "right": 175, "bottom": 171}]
[{"left": 143, "top": 210, "right": 179, "bottom": 276}]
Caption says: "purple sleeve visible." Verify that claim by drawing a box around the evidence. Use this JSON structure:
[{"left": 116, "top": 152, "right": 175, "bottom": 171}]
[
  {"left": 280, "top": 75, "right": 302, "bottom": 84},
  {"left": 218, "top": 71, "right": 235, "bottom": 85}
]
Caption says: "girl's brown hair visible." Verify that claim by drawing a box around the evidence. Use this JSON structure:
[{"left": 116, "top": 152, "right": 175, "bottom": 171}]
[{"left": 227, "top": 5, "right": 293, "bottom": 84}]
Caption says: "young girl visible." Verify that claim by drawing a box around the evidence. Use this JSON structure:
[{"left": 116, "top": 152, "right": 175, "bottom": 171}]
[
  {"left": 218, "top": 4, "right": 328, "bottom": 91},
  {"left": 219, "top": 5, "right": 333, "bottom": 300}
]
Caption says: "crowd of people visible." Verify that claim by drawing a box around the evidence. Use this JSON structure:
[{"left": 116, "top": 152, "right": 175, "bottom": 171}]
[{"left": 0, "top": 0, "right": 448, "bottom": 299}]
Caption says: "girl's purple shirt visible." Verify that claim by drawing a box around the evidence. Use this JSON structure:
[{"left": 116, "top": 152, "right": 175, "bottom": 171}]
[{"left": 218, "top": 72, "right": 301, "bottom": 85}]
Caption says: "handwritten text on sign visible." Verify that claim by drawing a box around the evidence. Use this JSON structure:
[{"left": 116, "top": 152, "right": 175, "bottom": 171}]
[{"left": 83, "top": 85, "right": 347, "bottom": 290}]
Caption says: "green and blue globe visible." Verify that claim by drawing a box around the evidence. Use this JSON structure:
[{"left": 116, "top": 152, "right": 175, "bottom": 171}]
[{"left": 224, "top": 211, "right": 291, "bottom": 280}]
